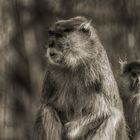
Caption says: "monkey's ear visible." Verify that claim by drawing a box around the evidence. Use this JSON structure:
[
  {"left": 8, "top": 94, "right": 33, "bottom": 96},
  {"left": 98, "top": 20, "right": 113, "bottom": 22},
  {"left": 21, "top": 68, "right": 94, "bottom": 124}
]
[
  {"left": 119, "top": 58, "right": 128, "bottom": 73},
  {"left": 79, "top": 20, "right": 92, "bottom": 33}
]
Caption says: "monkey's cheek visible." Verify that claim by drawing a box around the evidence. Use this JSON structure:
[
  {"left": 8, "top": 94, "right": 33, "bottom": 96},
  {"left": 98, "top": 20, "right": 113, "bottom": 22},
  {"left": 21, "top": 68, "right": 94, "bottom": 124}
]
[{"left": 65, "top": 55, "right": 80, "bottom": 69}]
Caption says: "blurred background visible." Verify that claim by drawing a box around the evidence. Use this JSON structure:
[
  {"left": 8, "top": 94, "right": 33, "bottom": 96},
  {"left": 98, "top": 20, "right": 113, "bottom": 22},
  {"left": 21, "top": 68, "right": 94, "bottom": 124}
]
[{"left": 0, "top": 0, "right": 140, "bottom": 139}]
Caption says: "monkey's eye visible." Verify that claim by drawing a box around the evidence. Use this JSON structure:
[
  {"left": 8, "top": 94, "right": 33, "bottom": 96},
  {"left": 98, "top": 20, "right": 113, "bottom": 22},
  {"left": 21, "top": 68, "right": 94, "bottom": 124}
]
[
  {"left": 63, "top": 28, "right": 74, "bottom": 33},
  {"left": 55, "top": 33, "right": 63, "bottom": 38},
  {"left": 48, "top": 30, "right": 55, "bottom": 36},
  {"left": 131, "top": 72, "right": 137, "bottom": 78},
  {"left": 48, "top": 30, "right": 63, "bottom": 38}
]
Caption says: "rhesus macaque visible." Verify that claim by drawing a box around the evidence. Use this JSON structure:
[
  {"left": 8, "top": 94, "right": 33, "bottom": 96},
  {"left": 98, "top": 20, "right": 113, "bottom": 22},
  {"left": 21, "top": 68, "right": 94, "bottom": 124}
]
[{"left": 33, "top": 16, "right": 128, "bottom": 140}]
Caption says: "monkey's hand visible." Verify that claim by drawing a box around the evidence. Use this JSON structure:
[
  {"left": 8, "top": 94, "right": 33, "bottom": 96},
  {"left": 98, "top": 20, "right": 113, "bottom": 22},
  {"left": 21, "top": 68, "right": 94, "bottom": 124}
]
[
  {"left": 64, "top": 121, "right": 86, "bottom": 139},
  {"left": 63, "top": 112, "right": 107, "bottom": 140}
]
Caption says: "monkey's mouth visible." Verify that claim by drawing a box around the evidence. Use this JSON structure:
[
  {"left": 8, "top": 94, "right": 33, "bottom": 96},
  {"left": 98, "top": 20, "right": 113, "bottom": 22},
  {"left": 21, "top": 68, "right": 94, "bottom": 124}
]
[{"left": 46, "top": 48, "right": 63, "bottom": 65}]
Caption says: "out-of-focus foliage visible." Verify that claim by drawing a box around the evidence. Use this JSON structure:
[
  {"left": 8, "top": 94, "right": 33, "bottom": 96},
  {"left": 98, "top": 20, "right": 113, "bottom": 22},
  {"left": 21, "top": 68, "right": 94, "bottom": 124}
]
[{"left": 0, "top": 0, "right": 139, "bottom": 139}]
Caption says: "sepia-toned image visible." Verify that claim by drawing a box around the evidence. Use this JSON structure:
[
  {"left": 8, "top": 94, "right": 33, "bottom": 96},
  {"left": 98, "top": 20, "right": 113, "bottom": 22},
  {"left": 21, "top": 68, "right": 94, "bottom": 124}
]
[{"left": 0, "top": 0, "right": 140, "bottom": 140}]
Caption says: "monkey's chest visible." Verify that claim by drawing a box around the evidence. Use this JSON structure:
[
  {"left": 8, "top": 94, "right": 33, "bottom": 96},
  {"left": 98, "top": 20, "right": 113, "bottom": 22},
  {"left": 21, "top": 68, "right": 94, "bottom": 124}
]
[{"left": 52, "top": 86, "right": 92, "bottom": 123}]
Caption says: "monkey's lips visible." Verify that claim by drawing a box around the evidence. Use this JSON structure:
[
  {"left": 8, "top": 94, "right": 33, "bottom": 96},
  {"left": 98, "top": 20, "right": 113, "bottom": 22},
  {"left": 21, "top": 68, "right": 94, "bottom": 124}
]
[
  {"left": 48, "top": 53, "right": 63, "bottom": 65},
  {"left": 46, "top": 48, "right": 63, "bottom": 65}
]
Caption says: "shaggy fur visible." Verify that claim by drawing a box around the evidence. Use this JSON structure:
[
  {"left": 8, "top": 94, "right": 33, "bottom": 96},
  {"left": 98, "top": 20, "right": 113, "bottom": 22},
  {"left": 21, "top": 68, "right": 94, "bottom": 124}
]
[
  {"left": 119, "top": 61, "right": 140, "bottom": 140},
  {"left": 33, "top": 16, "right": 128, "bottom": 140}
]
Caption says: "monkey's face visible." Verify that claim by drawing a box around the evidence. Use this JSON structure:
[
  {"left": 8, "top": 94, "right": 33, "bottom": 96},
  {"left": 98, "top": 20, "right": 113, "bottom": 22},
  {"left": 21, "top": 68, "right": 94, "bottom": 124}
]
[
  {"left": 129, "top": 70, "right": 140, "bottom": 92},
  {"left": 46, "top": 17, "right": 97, "bottom": 69},
  {"left": 120, "top": 61, "right": 140, "bottom": 97}
]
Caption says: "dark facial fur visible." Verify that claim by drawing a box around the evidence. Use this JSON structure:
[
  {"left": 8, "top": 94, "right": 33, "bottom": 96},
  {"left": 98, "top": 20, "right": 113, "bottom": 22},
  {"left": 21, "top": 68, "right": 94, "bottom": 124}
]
[{"left": 33, "top": 17, "right": 128, "bottom": 140}]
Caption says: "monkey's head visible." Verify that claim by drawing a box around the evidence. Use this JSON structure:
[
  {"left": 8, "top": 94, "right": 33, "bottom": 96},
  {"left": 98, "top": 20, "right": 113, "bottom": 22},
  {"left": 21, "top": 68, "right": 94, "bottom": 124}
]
[
  {"left": 46, "top": 16, "right": 100, "bottom": 70},
  {"left": 119, "top": 61, "right": 140, "bottom": 98}
]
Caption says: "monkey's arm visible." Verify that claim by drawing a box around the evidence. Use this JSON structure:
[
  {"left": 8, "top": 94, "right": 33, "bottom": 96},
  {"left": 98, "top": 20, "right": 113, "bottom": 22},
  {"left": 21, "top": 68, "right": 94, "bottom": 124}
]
[
  {"left": 33, "top": 104, "right": 63, "bottom": 140},
  {"left": 64, "top": 111, "right": 108, "bottom": 139},
  {"left": 65, "top": 108, "right": 124, "bottom": 140},
  {"left": 33, "top": 71, "right": 63, "bottom": 140},
  {"left": 64, "top": 106, "right": 125, "bottom": 140}
]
